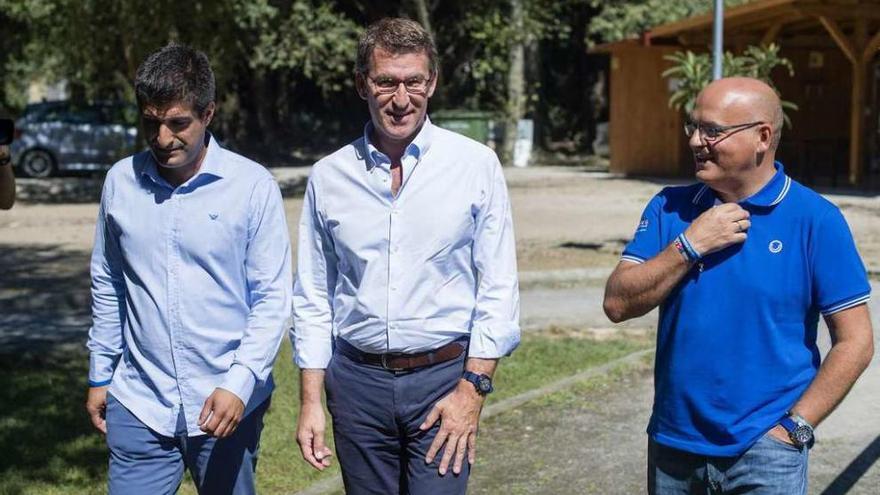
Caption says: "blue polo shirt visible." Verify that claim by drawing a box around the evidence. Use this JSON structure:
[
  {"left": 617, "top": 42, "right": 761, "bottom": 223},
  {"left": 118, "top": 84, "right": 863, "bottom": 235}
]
[{"left": 622, "top": 163, "right": 871, "bottom": 456}]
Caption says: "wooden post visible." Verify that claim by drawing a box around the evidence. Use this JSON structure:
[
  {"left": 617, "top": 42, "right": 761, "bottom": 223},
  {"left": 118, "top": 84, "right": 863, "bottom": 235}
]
[{"left": 849, "top": 20, "right": 868, "bottom": 185}]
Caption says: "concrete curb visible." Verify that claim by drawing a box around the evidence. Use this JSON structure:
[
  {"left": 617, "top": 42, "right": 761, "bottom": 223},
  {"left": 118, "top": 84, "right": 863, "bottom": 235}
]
[{"left": 289, "top": 347, "right": 654, "bottom": 495}]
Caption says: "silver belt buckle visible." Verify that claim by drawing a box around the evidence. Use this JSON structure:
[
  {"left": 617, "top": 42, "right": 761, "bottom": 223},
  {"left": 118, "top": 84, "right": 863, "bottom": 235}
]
[{"left": 381, "top": 352, "right": 405, "bottom": 371}]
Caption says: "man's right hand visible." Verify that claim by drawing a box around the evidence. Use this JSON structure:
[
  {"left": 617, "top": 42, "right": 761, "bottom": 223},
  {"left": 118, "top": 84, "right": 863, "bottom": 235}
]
[
  {"left": 684, "top": 203, "right": 750, "bottom": 256},
  {"left": 85, "top": 385, "right": 109, "bottom": 434},
  {"left": 296, "top": 401, "right": 333, "bottom": 471}
]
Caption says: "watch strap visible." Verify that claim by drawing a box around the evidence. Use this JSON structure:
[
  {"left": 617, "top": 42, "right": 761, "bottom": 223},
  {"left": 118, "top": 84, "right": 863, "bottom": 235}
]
[{"left": 462, "top": 371, "right": 493, "bottom": 395}]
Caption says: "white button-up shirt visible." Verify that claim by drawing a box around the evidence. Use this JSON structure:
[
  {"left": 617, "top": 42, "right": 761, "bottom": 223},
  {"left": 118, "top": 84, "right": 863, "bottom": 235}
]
[
  {"left": 292, "top": 118, "right": 520, "bottom": 369},
  {"left": 87, "top": 136, "right": 292, "bottom": 436}
]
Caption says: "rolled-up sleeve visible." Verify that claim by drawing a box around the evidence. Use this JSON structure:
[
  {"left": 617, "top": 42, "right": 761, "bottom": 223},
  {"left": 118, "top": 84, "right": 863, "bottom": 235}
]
[
  {"left": 469, "top": 156, "right": 521, "bottom": 359},
  {"left": 291, "top": 174, "right": 338, "bottom": 369},
  {"left": 220, "top": 177, "right": 292, "bottom": 405},
  {"left": 87, "top": 182, "right": 125, "bottom": 386}
]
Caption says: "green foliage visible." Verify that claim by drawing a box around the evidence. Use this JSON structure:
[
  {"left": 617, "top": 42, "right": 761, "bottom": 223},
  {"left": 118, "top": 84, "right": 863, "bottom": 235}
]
[
  {"left": 586, "top": 0, "right": 752, "bottom": 45},
  {"left": 661, "top": 44, "right": 798, "bottom": 125}
]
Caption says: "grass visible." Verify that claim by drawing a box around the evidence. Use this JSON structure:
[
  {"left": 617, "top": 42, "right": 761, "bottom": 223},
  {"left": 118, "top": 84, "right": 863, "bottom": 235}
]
[{"left": 0, "top": 331, "right": 649, "bottom": 494}]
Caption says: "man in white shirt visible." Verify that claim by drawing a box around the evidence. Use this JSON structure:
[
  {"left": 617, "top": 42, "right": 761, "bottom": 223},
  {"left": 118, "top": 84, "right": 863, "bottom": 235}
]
[{"left": 292, "top": 17, "right": 520, "bottom": 495}]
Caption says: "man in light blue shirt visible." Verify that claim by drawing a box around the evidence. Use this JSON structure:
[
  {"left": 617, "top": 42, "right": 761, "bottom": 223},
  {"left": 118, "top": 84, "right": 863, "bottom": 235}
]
[
  {"left": 84, "top": 44, "right": 291, "bottom": 494},
  {"left": 292, "top": 18, "right": 520, "bottom": 495}
]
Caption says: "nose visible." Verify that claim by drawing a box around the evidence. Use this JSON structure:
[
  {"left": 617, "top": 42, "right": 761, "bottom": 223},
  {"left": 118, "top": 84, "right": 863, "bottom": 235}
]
[
  {"left": 155, "top": 123, "right": 175, "bottom": 148},
  {"left": 391, "top": 83, "right": 410, "bottom": 108},
  {"left": 688, "top": 127, "right": 706, "bottom": 151}
]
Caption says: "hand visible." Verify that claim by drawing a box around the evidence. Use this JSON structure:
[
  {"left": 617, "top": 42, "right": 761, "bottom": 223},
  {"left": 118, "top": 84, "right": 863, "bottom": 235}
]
[
  {"left": 296, "top": 401, "right": 333, "bottom": 470},
  {"left": 684, "top": 203, "right": 750, "bottom": 256},
  {"left": 85, "top": 385, "right": 109, "bottom": 434},
  {"left": 420, "top": 381, "right": 484, "bottom": 475},
  {"left": 198, "top": 388, "right": 245, "bottom": 438},
  {"left": 767, "top": 424, "right": 796, "bottom": 446}
]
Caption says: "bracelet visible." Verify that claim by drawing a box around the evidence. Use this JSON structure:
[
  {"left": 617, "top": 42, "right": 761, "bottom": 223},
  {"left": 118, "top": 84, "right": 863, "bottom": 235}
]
[{"left": 674, "top": 233, "right": 701, "bottom": 263}]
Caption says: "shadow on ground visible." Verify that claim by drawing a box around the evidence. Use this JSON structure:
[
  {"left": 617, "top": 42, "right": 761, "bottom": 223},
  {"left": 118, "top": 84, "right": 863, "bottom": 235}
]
[
  {"left": 0, "top": 243, "right": 92, "bottom": 351},
  {"left": 0, "top": 244, "right": 108, "bottom": 492}
]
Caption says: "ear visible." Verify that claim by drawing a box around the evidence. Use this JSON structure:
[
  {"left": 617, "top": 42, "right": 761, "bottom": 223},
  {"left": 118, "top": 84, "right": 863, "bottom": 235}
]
[
  {"left": 426, "top": 72, "right": 438, "bottom": 99},
  {"left": 756, "top": 123, "right": 772, "bottom": 153},
  {"left": 355, "top": 73, "right": 369, "bottom": 100},
  {"left": 202, "top": 101, "right": 216, "bottom": 126}
]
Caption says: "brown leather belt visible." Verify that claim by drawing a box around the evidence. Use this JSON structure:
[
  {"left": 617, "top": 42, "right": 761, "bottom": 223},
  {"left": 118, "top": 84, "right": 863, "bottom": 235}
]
[{"left": 335, "top": 337, "right": 468, "bottom": 371}]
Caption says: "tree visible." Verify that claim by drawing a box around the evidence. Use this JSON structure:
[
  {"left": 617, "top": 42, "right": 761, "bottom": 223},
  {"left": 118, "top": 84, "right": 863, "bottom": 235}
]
[{"left": 662, "top": 44, "right": 798, "bottom": 123}]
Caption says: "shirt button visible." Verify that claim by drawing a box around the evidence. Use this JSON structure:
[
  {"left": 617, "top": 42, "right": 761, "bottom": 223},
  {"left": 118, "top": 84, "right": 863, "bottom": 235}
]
[{"left": 391, "top": 286, "right": 398, "bottom": 291}]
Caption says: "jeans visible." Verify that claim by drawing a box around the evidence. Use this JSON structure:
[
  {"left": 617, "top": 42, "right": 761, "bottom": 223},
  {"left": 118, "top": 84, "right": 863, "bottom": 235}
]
[
  {"left": 105, "top": 393, "right": 269, "bottom": 495},
  {"left": 648, "top": 433, "right": 809, "bottom": 494}
]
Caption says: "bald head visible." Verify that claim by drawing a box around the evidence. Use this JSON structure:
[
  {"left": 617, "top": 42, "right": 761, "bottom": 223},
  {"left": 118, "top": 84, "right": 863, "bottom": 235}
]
[{"left": 696, "top": 77, "right": 784, "bottom": 149}]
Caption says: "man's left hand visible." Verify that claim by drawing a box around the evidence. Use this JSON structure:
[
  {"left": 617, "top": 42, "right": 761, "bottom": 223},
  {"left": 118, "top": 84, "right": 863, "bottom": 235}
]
[
  {"left": 420, "top": 381, "right": 484, "bottom": 475},
  {"left": 199, "top": 388, "right": 245, "bottom": 439}
]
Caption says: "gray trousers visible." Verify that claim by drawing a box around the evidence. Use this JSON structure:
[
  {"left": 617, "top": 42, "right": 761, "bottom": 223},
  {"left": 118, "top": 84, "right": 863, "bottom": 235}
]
[{"left": 325, "top": 339, "right": 470, "bottom": 495}]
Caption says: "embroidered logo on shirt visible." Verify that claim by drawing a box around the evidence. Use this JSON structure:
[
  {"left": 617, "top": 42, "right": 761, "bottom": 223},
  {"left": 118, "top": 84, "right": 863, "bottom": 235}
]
[
  {"left": 768, "top": 240, "right": 783, "bottom": 254},
  {"left": 209, "top": 213, "right": 219, "bottom": 220},
  {"left": 636, "top": 219, "right": 649, "bottom": 233}
]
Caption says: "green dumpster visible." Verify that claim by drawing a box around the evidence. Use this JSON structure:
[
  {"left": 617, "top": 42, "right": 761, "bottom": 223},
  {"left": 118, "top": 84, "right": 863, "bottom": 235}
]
[{"left": 431, "top": 110, "right": 496, "bottom": 145}]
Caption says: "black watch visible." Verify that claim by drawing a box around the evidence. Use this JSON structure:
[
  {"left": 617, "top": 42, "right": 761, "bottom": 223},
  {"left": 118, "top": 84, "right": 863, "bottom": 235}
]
[
  {"left": 462, "top": 371, "right": 493, "bottom": 396},
  {"left": 779, "top": 413, "right": 814, "bottom": 448}
]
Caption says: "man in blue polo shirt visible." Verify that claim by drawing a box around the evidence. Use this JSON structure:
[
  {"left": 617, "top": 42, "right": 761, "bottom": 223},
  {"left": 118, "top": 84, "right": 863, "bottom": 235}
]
[{"left": 604, "top": 77, "right": 874, "bottom": 494}]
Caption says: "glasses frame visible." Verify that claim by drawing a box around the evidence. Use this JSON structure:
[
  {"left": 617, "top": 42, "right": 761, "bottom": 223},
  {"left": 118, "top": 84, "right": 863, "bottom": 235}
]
[
  {"left": 365, "top": 74, "right": 434, "bottom": 96},
  {"left": 684, "top": 120, "right": 764, "bottom": 143}
]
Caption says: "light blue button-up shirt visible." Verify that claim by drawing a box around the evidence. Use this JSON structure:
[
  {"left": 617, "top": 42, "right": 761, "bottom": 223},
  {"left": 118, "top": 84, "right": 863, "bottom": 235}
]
[
  {"left": 292, "top": 118, "right": 520, "bottom": 369},
  {"left": 87, "top": 136, "right": 292, "bottom": 436}
]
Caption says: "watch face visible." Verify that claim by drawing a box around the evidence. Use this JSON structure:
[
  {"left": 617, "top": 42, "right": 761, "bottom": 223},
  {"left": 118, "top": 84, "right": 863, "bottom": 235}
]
[
  {"left": 478, "top": 376, "right": 492, "bottom": 392},
  {"left": 793, "top": 425, "right": 812, "bottom": 445}
]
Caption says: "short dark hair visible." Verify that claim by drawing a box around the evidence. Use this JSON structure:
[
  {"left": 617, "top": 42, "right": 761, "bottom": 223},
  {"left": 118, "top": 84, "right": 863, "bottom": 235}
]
[
  {"left": 135, "top": 43, "right": 215, "bottom": 117},
  {"left": 356, "top": 18, "right": 438, "bottom": 77}
]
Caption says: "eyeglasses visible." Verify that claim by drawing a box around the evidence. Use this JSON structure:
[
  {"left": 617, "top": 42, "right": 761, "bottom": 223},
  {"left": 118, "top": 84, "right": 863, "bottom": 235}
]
[
  {"left": 684, "top": 120, "right": 764, "bottom": 142},
  {"left": 366, "top": 75, "right": 433, "bottom": 95}
]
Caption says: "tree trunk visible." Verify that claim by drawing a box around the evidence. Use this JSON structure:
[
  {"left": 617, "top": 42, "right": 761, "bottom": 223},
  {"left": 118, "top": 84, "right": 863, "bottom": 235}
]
[
  {"left": 502, "top": 0, "right": 526, "bottom": 166},
  {"left": 410, "top": 0, "right": 433, "bottom": 39}
]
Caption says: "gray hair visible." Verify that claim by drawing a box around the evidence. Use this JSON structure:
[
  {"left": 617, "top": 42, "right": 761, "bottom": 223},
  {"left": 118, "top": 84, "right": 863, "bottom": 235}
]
[{"left": 356, "top": 18, "right": 438, "bottom": 77}]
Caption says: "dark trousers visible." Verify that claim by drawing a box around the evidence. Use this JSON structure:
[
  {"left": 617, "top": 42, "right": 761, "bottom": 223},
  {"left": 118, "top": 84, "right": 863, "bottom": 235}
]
[{"left": 325, "top": 339, "right": 470, "bottom": 495}]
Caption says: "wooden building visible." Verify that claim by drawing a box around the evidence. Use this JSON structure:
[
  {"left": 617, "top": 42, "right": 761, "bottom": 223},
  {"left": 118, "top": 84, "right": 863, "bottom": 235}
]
[{"left": 594, "top": 0, "right": 880, "bottom": 188}]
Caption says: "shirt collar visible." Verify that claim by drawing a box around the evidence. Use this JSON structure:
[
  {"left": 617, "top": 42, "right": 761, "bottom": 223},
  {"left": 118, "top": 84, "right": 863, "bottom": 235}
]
[
  {"left": 141, "top": 133, "right": 225, "bottom": 188},
  {"left": 692, "top": 161, "right": 791, "bottom": 208},
  {"left": 363, "top": 116, "right": 434, "bottom": 171}
]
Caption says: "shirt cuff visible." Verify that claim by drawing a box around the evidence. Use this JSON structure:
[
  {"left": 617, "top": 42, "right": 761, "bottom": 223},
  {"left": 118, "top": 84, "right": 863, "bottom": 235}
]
[
  {"left": 294, "top": 333, "right": 333, "bottom": 369},
  {"left": 467, "top": 323, "right": 521, "bottom": 359},
  {"left": 220, "top": 364, "right": 257, "bottom": 406},
  {"left": 89, "top": 352, "right": 119, "bottom": 386}
]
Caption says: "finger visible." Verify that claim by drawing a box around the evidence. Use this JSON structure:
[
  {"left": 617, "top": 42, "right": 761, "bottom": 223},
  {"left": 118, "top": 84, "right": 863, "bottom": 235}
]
[
  {"left": 297, "top": 431, "right": 326, "bottom": 470},
  {"left": 467, "top": 430, "right": 477, "bottom": 465},
  {"left": 452, "top": 434, "right": 468, "bottom": 474},
  {"left": 438, "top": 434, "right": 459, "bottom": 475},
  {"left": 738, "top": 219, "right": 751, "bottom": 231},
  {"left": 213, "top": 414, "right": 232, "bottom": 439},
  {"left": 313, "top": 432, "right": 329, "bottom": 462},
  {"left": 425, "top": 429, "right": 449, "bottom": 464},
  {"left": 729, "top": 207, "right": 751, "bottom": 221},
  {"left": 204, "top": 409, "right": 224, "bottom": 434},
  {"left": 732, "top": 232, "right": 748, "bottom": 244},
  {"left": 199, "top": 395, "right": 214, "bottom": 425},
  {"left": 89, "top": 410, "right": 107, "bottom": 433},
  {"left": 420, "top": 406, "right": 441, "bottom": 431},
  {"left": 219, "top": 417, "right": 239, "bottom": 439}
]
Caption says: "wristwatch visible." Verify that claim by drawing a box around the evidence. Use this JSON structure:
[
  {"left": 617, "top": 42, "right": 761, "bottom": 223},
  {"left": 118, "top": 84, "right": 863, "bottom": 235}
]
[
  {"left": 462, "top": 371, "right": 494, "bottom": 396},
  {"left": 779, "top": 412, "right": 814, "bottom": 448}
]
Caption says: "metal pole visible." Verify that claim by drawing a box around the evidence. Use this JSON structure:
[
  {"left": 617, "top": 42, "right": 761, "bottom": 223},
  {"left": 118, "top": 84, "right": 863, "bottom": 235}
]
[{"left": 713, "top": 0, "right": 724, "bottom": 80}]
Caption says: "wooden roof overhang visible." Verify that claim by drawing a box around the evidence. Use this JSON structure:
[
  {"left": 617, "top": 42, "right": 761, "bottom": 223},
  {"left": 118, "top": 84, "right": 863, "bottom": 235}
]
[{"left": 594, "top": 0, "right": 880, "bottom": 184}]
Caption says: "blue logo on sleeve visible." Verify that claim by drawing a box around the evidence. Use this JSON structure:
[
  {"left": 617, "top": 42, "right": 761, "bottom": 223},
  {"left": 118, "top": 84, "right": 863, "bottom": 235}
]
[{"left": 769, "top": 240, "right": 783, "bottom": 253}]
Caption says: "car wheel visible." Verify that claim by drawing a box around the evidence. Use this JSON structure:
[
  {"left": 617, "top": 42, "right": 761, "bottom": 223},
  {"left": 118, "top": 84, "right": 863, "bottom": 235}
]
[{"left": 20, "top": 149, "right": 56, "bottom": 178}]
